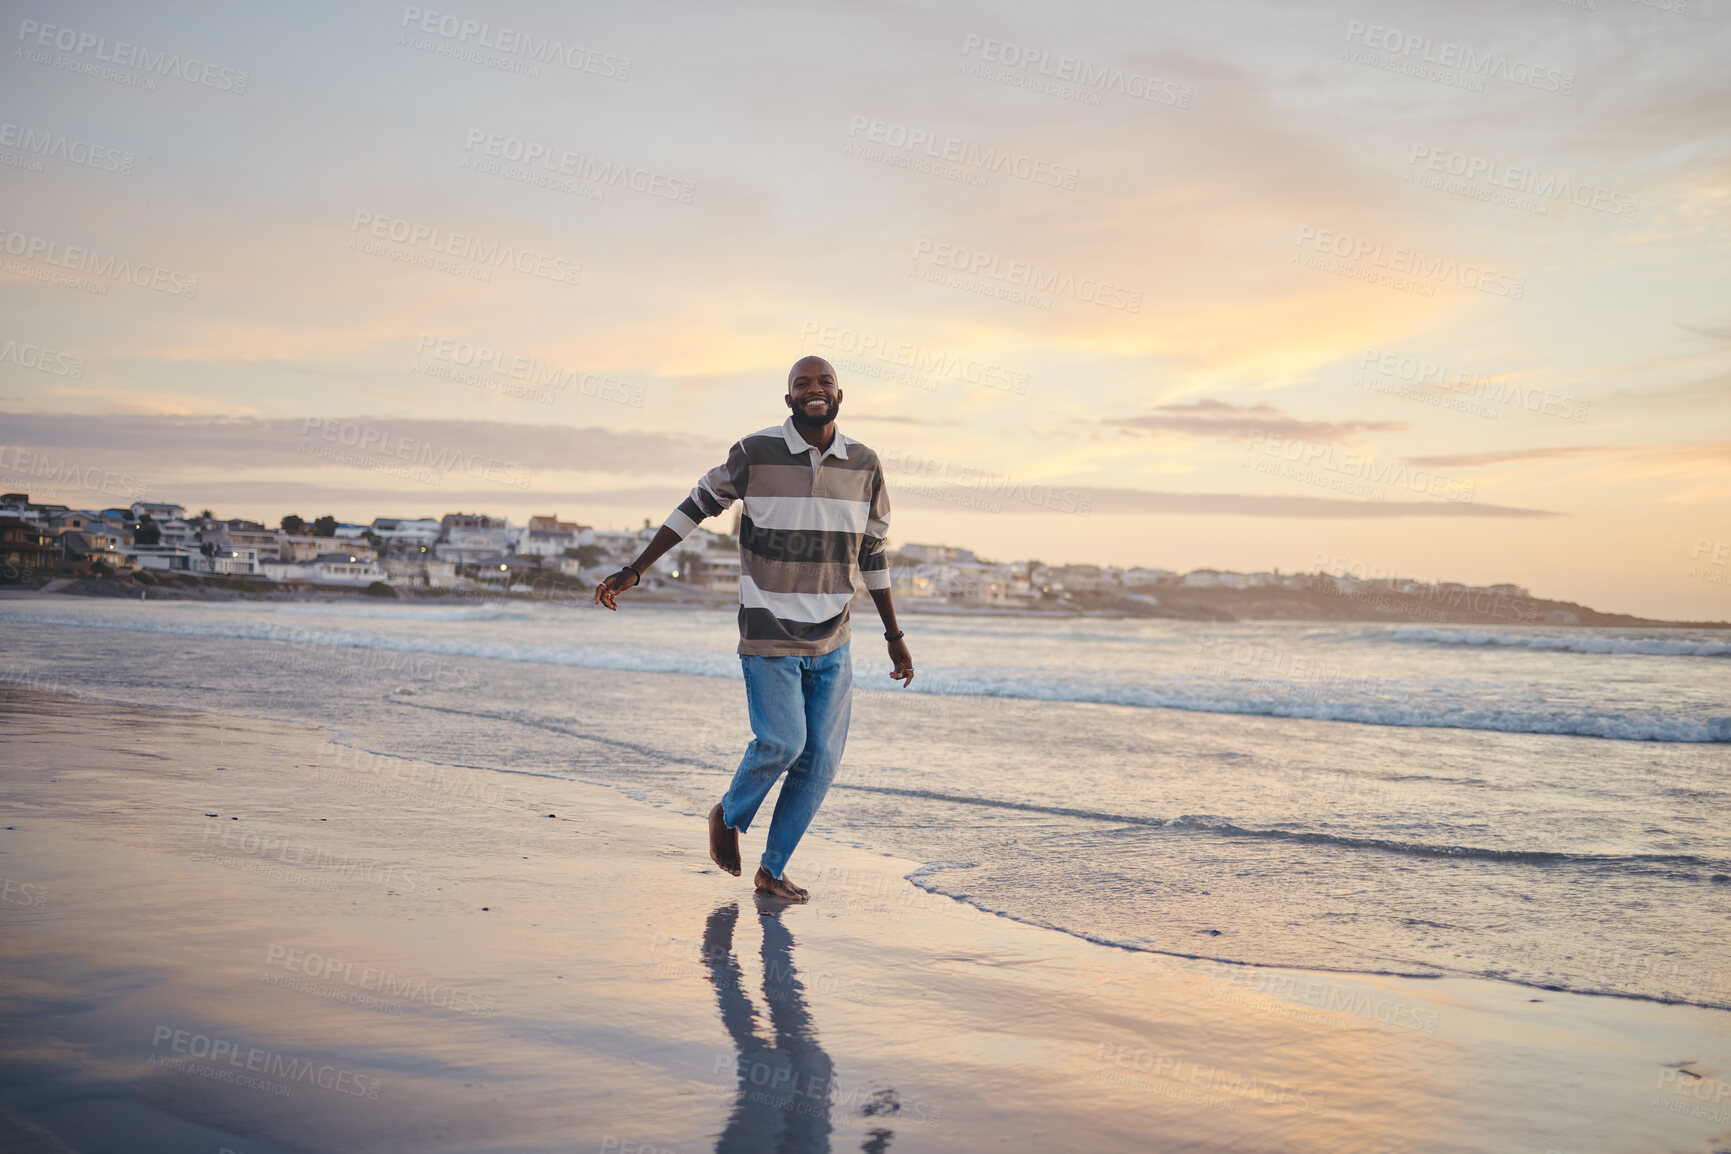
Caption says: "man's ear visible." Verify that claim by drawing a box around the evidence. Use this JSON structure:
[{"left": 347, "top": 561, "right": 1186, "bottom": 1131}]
[{"left": 784, "top": 393, "right": 794, "bottom": 409}]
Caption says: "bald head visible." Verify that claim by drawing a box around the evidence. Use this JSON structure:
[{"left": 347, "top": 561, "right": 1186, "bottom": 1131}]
[
  {"left": 788, "top": 356, "right": 836, "bottom": 387},
  {"left": 786, "top": 356, "right": 842, "bottom": 435}
]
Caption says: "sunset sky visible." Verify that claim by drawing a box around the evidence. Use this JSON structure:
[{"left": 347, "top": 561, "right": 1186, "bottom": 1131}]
[{"left": 3, "top": 0, "right": 1728, "bottom": 619}]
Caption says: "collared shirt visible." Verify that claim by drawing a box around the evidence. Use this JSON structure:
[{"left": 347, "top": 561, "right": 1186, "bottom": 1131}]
[{"left": 663, "top": 418, "right": 891, "bottom": 657}]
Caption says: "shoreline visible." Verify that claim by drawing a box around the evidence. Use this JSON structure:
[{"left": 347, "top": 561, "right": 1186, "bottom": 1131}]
[
  {"left": 6, "top": 582, "right": 1729, "bottom": 629},
  {"left": 3, "top": 684, "right": 1730, "bottom": 1152}
]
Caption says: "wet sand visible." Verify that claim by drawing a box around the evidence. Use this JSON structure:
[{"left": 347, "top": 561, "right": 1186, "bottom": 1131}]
[{"left": 1, "top": 683, "right": 1727, "bottom": 1153}]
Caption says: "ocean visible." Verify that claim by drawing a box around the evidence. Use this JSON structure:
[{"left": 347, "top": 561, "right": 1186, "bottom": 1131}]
[{"left": 4, "top": 595, "right": 1727, "bottom": 1010}]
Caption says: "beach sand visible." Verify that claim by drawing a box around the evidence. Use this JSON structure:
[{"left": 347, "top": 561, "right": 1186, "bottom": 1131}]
[{"left": 1, "top": 683, "right": 1727, "bottom": 1154}]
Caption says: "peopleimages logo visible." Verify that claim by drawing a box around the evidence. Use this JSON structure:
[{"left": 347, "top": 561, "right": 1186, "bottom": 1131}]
[
  {"left": 1358, "top": 349, "right": 1589, "bottom": 422},
  {"left": 462, "top": 130, "right": 694, "bottom": 203},
  {"left": 0, "top": 337, "right": 83, "bottom": 378},
  {"left": 1243, "top": 430, "right": 1477, "bottom": 502},
  {"left": 1406, "top": 144, "right": 1637, "bottom": 219},
  {"left": 1294, "top": 227, "right": 1525, "bottom": 300},
  {"left": 150, "top": 1025, "right": 382, "bottom": 1099},
  {"left": 911, "top": 239, "right": 1141, "bottom": 312},
  {"left": 299, "top": 417, "right": 533, "bottom": 488},
  {"left": 15, "top": 19, "right": 249, "bottom": 92},
  {"left": 349, "top": 210, "right": 581, "bottom": 286},
  {"left": 414, "top": 333, "right": 645, "bottom": 407},
  {"left": 959, "top": 34, "right": 1192, "bottom": 108},
  {"left": 0, "top": 119, "right": 134, "bottom": 174},
  {"left": 1343, "top": 21, "right": 1575, "bottom": 94},
  {"left": 845, "top": 116, "right": 1077, "bottom": 189},
  {"left": 399, "top": 7, "right": 631, "bottom": 79},
  {"left": 0, "top": 225, "right": 199, "bottom": 297}
]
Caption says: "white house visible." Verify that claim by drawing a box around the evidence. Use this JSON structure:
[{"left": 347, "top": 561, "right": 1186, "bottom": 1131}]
[
  {"left": 124, "top": 545, "right": 197, "bottom": 571},
  {"left": 193, "top": 547, "right": 259, "bottom": 576},
  {"left": 1181, "top": 570, "right": 1255, "bottom": 589},
  {"left": 371, "top": 517, "right": 442, "bottom": 546},
  {"left": 518, "top": 529, "right": 579, "bottom": 557},
  {"left": 1122, "top": 568, "right": 1175, "bottom": 587},
  {"left": 262, "top": 552, "right": 386, "bottom": 585},
  {"left": 436, "top": 513, "right": 514, "bottom": 564},
  {"left": 382, "top": 557, "right": 458, "bottom": 588}
]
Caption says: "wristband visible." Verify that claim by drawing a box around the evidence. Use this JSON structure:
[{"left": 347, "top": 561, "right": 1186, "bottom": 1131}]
[
  {"left": 884, "top": 630, "right": 904, "bottom": 642},
  {"left": 621, "top": 565, "right": 641, "bottom": 584}
]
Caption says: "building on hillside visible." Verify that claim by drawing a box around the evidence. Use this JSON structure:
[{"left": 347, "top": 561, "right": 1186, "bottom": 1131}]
[
  {"left": 665, "top": 528, "right": 741, "bottom": 593},
  {"left": 276, "top": 534, "right": 373, "bottom": 562},
  {"left": 123, "top": 545, "right": 197, "bottom": 572},
  {"left": 371, "top": 518, "right": 441, "bottom": 547},
  {"left": 216, "top": 522, "right": 287, "bottom": 560},
  {"left": 1045, "top": 564, "right": 1117, "bottom": 592},
  {"left": 469, "top": 553, "right": 541, "bottom": 585},
  {"left": 311, "top": 552, "right": 383, "bottom": 584},
  {"left": 46, "top": 510, "right": 103, "bottom": 535},
  {"left": 0, "top": 517, "right": 63, "bottom": 569},
  {"left": 1181, "top": 570, "right": 1254, "bottom": 589},
  {"left": 527, "top": 514, "right": 592, "bottom": 538},
  {"left": 60, "top": 527, "right": 125, "bottom": 565},
  {"left": 436, "top": 513, "right": 513, "bottom": 563},
  {"left": 130, "top": 501, "right": 186, "bottom": 522},
  {"left": 382, "top": 557, "right": 459, "bottom": 588},
  {"left": 0, "top": 495, "right": 76, "bottom": 525},
  {"left": 899, "top": 543, "right": 977, "bottom": 565},
  {"left": 440, "top": 512, "right": 508, "bottom": 533},
  {"left": 194, "top": 546, "right": 260, "bottom": 576},
  {"left": 590, "top": 528, "right": 656, "bottom": 564},
  {"left": 138, "top": 517, "right": 199, "bottom": 548},
  {"left": 262, "top": 552, "right": 385, "bottom": 585},
  {"left": 519, "top": 526, "right": 592, "bottom": 556},
  {"left": 1122, "top": 568, "right": 1176, "bottom": 587}
]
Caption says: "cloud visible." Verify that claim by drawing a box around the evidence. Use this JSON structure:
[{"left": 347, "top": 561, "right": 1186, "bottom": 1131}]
[
  {"left": 1103, "top": 399, "right": 1407, "bottom": 443},
  {"left": 1408, "top": 444, "right": 1731, "bottom": 468},
  {"left": 1605, "top": 370, "right": 1731, "bottom": 409},
  {"left": 897, "top": 485, "right": 1555, "bottom": 519},
  {"left": 0, "top": 413, "right": 725, "bottom": 477}
]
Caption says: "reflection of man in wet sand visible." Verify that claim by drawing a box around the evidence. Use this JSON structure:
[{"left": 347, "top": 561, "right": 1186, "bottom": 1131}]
[
  {"left": 702, "top": 901, "right": 837, "bottom": 1153},
  {"left": 596, "top": 358, "right": 914, "bottom": 901}
]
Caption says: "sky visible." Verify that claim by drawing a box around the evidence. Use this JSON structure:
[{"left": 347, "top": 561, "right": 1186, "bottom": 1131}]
[{"left": 2, "top": 0, "right": 1728, "bottom": 619}]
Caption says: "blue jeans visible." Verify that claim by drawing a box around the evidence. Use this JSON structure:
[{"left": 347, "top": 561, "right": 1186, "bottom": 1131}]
[{"left": 719, "top": 643, "right": 853, "bottom": 878}]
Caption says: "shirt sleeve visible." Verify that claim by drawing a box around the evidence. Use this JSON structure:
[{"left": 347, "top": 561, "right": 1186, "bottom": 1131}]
[
  {"left": 663, "top": 441, "right": 748, "bottom": 540},
  {"left": 857, "top": 458, "right": 891, "bottom": 591}
]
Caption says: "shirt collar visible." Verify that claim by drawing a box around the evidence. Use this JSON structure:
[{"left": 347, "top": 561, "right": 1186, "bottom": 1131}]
[{"left": 781, "top": 416, "right": 849, "bottom": 461}]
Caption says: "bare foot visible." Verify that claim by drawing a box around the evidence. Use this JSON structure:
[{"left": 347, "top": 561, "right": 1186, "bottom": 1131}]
[
  {"left": 708, "top": 803, "right": 741, "bottom": 876},
  {"left": 754, "top": 866, "right": 809, "bottom": 902}
]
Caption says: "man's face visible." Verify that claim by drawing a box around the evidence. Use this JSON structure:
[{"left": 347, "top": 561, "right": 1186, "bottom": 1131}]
[{"left": 786, "top": 360, "right": 842, "bottom": 427}]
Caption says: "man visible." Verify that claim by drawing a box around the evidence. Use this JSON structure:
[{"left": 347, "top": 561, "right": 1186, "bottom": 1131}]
[{"left": 594, "top": 356, "right": 915, "bottom": 901}]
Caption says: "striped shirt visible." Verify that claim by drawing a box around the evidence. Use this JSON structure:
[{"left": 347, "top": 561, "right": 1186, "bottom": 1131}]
[{"left": 663, "top": 418, "right": 891, "bottom": 657}]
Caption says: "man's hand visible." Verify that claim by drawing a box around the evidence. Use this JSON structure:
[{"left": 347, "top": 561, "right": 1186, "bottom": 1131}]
[
  {"left": 887, "top": 637, "right": 914, "bottom": 687},
  {"left": 593, "top": 568, "right": 639, "bottom": 611}
]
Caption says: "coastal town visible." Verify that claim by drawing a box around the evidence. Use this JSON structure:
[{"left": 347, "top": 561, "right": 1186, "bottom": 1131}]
[{"left": 0, "top": 491, "right": 1707, "bottom": 627}]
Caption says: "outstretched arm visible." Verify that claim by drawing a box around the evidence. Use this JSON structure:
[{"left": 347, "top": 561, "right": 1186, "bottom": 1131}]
[
  {"left": 592, "top": 525, "right": 684, "bottom": 610},
  {"left": 868, "top": 586, "right": 914, "bottom": 687},
  {"left": 596, "top": 443, "right": 747, "bottom": 610}
]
